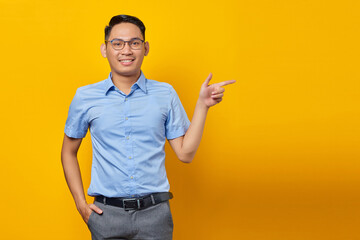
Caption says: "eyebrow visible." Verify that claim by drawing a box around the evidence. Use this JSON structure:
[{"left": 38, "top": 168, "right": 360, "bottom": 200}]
[{"left": 111, "top": 37, "right": 143, "bottom": 41}]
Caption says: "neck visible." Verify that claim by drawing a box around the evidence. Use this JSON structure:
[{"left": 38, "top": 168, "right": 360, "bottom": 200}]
[{"left": 111, "top": 71, "right": 141, "bottom": 95}]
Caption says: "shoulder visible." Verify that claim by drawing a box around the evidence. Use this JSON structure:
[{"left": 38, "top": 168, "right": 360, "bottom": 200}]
[
  {"left": 76, "top": 79, "right": 106, "bottom": 95},
  {"left": 146, "top": 79, "right": 175, "bottom": 95},
  {"left": 73, "top": 79, "right": 107, "bottom": 101}
]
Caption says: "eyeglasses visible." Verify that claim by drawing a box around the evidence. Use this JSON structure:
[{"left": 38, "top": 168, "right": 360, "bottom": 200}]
[{"left": 105, "top": 38, "right": 145, "bottom": 50}]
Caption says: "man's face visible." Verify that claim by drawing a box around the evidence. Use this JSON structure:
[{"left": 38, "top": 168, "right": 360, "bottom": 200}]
[{"left": 101, "top": 23, "right": 149, "bottom": 78}]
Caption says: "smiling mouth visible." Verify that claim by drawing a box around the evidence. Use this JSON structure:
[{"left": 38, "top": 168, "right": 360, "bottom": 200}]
[{"left": 119, "top": 59, "right": 135, "bottom": 62}]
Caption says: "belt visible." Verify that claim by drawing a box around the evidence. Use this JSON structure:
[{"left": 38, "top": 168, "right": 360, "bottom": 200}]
[{"left": 95, "top": 192, "right": 173, "bottom": 211}]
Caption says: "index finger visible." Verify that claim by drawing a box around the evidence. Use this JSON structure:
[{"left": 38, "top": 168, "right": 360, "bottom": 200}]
[{"left": 217, "top": 80, "right": 236, "bottom": 87}]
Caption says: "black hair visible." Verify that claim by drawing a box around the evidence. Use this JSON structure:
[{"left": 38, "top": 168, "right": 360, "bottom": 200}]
[{"left": 105, "top": 15, "right": 146, "bottom": 41}]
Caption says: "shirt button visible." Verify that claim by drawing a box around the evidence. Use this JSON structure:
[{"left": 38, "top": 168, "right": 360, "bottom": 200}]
[
  {"left": 128, "top": 156, "right": 132, "bottom": 159},
  {"left": 130, "top": 176, "right": 134, "bottom": 179},
  {"left": 126, "top": 136, "right": 130, "bottom": 140},
  {"left": 125, "top": 117, "right": 128, "bottom": 120},
  {"left": 125, "top": 98, "right": 128, "bottom": 101}
]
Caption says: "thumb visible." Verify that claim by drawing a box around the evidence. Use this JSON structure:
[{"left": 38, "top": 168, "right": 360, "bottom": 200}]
[
  {"left": 89, "top": 204, "right": 103, "bottom": 214},
  {"left": 203, "top": 73, "right": 212, "bottom": 86}
]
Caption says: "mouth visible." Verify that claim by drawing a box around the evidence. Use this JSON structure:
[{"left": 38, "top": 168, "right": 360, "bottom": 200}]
[
  {"left": 119, "top": 59, "right": 135, "bottom": 66},
  {"left": 119, "top": 59, "right": 134, "bottom": 62}
]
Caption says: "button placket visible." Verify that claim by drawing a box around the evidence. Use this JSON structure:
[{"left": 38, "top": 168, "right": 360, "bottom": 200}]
[{"left": 123, "top": 95, "right": 136, "bottom": 193}]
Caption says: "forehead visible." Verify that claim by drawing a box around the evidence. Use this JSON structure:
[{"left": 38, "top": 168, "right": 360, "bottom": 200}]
[{"left": 109, "top": 23, "right": 143, "bottom": 40}]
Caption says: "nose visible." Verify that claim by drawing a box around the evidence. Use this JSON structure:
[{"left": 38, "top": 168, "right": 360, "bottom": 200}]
[{"left": 120, "top": 42, "right": 133, "bottom": 55}]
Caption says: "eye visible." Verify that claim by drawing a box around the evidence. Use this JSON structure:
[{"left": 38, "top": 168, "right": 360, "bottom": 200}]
[
  {"left": 131, "top": 41, "right": 140, "bottom": 46},
  {"left": 112, "top": 40, "right": 124, "bottom": 47}
]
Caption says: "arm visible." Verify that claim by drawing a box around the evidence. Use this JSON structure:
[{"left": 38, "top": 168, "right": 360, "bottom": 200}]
[
  {"left": 168, "top": 73, "right": 236, "bottom": 163},
  {"left": 61, "top": 134, "right": 103, "bottom": 223}
]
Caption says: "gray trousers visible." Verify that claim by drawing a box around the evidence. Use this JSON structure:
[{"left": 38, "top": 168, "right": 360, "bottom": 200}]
[{"left": 87, "top": 200, "right": 173, "bottom": 240}]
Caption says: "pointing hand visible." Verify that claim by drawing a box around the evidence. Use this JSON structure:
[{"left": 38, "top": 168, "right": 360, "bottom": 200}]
[{"left": 199, "top": 73, "right": 236, "bottom": 108}]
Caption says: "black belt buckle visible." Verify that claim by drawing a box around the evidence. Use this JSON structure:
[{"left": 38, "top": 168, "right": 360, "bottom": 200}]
[{"left": 122, "top": 198, "right": 142, "bottom": 210}]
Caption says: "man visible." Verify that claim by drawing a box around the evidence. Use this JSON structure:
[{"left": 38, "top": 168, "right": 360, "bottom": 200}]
[{"left": 61, "top": 15, "right": 235, "bottom": 240}]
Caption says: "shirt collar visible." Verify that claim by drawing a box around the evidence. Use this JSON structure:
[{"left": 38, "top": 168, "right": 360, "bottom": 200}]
[{"left": 104, "top": 71, "right": 147, "bottom": 95}]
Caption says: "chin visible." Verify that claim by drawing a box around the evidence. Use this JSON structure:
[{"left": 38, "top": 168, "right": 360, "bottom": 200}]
[{"left": 114, "top": 69, "right": 141, "bottom": 77}]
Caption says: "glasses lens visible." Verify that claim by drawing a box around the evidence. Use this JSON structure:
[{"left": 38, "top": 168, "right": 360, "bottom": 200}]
[
  {"left": 111, "top": 40, "right": 124, "bottom": 50},
  {"left": 130, "top": 39, "right": 143, "bottom": 49}
]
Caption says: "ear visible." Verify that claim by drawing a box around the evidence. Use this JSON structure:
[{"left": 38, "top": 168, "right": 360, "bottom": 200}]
[
  {"left": 100, "top": 43, "right": 107, "bottom": 58},
  {"left": 144, "top": 41, "right": 149, "bottom": 56}
]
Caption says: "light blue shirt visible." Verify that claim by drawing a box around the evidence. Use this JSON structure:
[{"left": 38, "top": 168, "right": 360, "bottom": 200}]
[{"left": 64, "top": 72, "right": 190, "bottom": 197}]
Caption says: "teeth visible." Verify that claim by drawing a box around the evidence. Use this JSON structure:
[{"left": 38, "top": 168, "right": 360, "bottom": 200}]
[{"left": 120, "top": 60, "right": 133, "bottom": 62}]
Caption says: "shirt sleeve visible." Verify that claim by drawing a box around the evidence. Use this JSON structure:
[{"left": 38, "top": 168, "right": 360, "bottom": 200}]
[
  {"left": 165, "top": 86, "right": 191, "bottom": 140},
  {"left": 64, "top": 89, "right": 89, "bottom": 138}
]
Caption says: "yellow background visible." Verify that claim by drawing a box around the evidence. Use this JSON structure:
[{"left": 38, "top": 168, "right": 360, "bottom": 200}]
[{"left": 0, "top": 0, "right": 359, "bottom": 239}]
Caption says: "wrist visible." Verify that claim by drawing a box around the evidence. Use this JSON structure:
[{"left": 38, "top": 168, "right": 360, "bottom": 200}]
[
  {"left": 197, "top": 98, "right": 210, "bottom": 111},
  {"left": 76, "top": 199, "right": 88, "bottom": 212}
]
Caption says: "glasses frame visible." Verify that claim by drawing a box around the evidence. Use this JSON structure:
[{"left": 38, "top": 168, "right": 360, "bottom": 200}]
[{"left": 105, "top": 38, "right": 145, "bottom": 50}]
